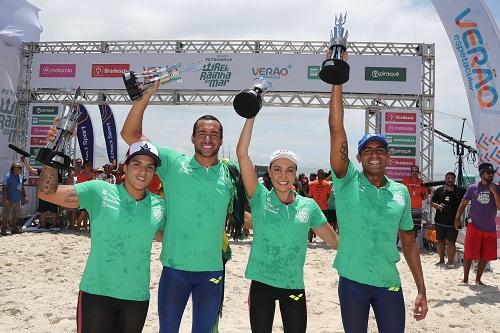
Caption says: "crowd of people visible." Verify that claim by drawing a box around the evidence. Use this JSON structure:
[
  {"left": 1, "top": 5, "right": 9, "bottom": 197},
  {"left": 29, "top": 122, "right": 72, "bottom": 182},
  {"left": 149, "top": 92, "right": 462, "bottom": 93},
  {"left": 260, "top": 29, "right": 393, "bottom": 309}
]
[{"left": 1, "top": 55, "right": 499, "bottom": 333}]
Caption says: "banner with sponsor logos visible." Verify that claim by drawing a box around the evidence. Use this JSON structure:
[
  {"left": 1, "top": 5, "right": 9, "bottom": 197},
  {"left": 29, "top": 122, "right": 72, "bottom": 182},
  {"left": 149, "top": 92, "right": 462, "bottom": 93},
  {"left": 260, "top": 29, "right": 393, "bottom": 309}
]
[
  {"left": 432, "top": 0, "right": 500, "bottom": 181},
  {"left": 29, "top": 53, "right": 422, "bottom": 95},
  {"left": 98, "top": 104, "right": 118, "bottom": 169},
  {"left": 77, "top": 105, "right": 95, "bottom": 166},
  {"left": 382, "top": 108, "right": 421, "bottom": 181},
  {"left": 28, "top": 103, "right": 62, "bottom": 185}
]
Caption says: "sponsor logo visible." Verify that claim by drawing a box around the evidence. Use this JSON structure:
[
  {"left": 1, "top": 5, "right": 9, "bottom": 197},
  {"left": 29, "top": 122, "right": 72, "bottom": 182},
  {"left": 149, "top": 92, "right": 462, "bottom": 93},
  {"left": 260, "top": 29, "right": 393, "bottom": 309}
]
[
  {"left": 251, "top": 65, "right": 290, "bottom": 80},
  {"left": 30, "top": 136, "right": 48, "bottom": 146},
  {"left": 153, "top": 206, "right": 164, "bottom": 221},
  {"left": 385, "top": 168, "right": 411, "bottom": 180},
  {"left": 200, "top": 55, "right": 232, "bottom": 88},
  {"left": 385, "top": 123, "right": 416, "bottom": 134},
  {"left": 393, "top": 191, "right": 406, "bottom": 206},
  {"left": 295, "top": 210, "right": 310, "bottom": 224},
  {"left": 388, "top": 146, "right": 416, "bottom": 157},
  {"left": 477, "top": 191, "right": 491, "bottom": 204},
  {"left": 454, "top": 7, "right": 497, "bottom": 109},
  {"left": 32, "top": 116, "right": 56, "bottom": 125},
  {"left": 31, "top": 126, "right": 49, "bottom": 136},
  {"left": 385, "top": 112, "right": 417, "bottom": 123},
  {"left": 39, "top": 64, "right": 76, "bottom": 78},
  {"left": 385, "top": 135, "right": 416, "bottom": 145},
  {"left": 307, "top": 66, "right": 321, "bottom": 80},
  {"left": 32, "top": 106, "right": 59, "bottom": 115},
  {"left": 387, "top": 158, "right": 416, "bottom": 168},
  {"left": 30, "top": 147, "right": 41, "bottom": 156},
  {"left": 92, "top": 64, "right": 130, "bottom": 78},
  {"left": 365, "top": 67, "right": 406, "bottom": 81},
  {"left": 28, "top": 157, "right": 43, "bottom": 168}
]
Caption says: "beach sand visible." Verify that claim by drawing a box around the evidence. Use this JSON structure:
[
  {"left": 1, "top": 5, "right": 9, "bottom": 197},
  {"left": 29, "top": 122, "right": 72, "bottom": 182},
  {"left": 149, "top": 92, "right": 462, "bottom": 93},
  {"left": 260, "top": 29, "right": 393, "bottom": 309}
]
[{"left": 1, "top": 231, "right": 499, "bottom": 332}]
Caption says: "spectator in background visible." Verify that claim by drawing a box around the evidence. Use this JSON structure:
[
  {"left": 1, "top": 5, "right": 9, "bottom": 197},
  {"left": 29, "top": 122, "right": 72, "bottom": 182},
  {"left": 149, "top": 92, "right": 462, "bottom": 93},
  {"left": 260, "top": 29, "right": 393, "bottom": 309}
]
[
  {"left": 75, "top": 160, "right": 94, "bottom": 231},
  {"left": 64, "top": 166, "right": 78, "bottom": 229},
  {"left": 1, "top": 162, "right": 27, "bottom": 235},
  {"left": 309, "top": 172, "right": 317, "bottom": 182},
  {"left": 454, "top": 163, "right": 500, "bottom": 285},
  {"left": 431, "top": 172, "right": 465, "bottom": 267},
  {"left": 148, "top": 173, "right": 163, "bottom": 196},
  {"left": 308, "top": 169, "right": 332, "bottom": 242},
  {"left": 262, "top": 171, "right": 273, "bottom": 190},
  {"left": 297, "top": 177, "right": 310, "bottom": 197},
  {"left": 116, "top": 162, "right": 125, "bottom": 184},
  {"left": 73, "top": 158, "right": 83, "bottom": 178},
  {"left": 402, "top": 165, "right": 429, "bottom": 239},
  {"left": 97, "top": 164, "right": 116, "bottom": 184},
  {"left": 38, "top": 198, "right": 59, "bottom": 229},
  {"left": 327, "top": 182, "right": 338, "bottom": 233}
]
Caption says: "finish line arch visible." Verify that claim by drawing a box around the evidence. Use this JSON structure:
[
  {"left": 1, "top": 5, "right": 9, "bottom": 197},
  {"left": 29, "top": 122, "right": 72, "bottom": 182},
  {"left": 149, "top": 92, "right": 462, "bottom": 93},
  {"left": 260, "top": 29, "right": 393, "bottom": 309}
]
[{"left": 16, "top": 39, "right": 435, "bottom": 180}]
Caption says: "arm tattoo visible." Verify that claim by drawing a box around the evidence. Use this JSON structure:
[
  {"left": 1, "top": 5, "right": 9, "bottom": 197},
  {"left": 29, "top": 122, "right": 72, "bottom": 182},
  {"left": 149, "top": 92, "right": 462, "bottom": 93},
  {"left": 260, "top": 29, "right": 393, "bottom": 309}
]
[
  {"left": 64, "top": 190, "right": 78, "bottom": 204},
  {"left": 340, "top": 141, "right": 348, "bottom": 162},
  {"left": 38, "top": 167, "right": 59, "bottom": 195}
]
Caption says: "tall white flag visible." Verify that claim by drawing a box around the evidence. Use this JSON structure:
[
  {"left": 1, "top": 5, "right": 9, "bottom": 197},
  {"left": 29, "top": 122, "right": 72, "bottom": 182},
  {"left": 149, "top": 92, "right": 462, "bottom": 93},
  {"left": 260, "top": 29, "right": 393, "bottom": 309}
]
[{"left": 431, "top": 0, "right": 499, "bottom": 180}]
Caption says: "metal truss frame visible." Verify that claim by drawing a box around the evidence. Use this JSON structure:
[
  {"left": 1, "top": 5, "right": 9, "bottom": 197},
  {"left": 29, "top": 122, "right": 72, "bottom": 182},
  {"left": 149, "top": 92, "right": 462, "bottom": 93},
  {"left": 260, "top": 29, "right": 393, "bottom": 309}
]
[{"left": 18, "top": 40, "right": 435, "bottom": 180}]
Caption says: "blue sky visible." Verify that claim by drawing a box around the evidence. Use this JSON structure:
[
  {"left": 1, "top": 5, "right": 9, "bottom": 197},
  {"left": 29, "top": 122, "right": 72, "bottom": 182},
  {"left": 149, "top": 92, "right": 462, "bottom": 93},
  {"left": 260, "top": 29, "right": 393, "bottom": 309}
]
[{"left": 28, "top": 0, "right": 499, "bottom": 180}]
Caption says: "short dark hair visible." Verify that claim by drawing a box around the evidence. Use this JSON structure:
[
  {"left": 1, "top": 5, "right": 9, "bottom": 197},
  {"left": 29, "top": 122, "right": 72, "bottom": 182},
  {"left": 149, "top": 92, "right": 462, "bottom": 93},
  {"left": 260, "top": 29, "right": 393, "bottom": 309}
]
[
  {"left": 445, "top": 172, "right": 456, "bottom": 178},
  {"left": 192, "top": 115, "right": 223, "bottom": 138}
]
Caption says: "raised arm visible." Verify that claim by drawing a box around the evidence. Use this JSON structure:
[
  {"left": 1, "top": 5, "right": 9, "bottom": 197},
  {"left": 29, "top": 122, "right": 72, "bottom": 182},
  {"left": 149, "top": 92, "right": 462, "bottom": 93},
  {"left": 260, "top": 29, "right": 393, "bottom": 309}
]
[
  {"left": 120, "top": 81, "right": 160, "bottom": 144},
  {"left": 37, "top": 166, "right": 79, "bottom": 209},
  {"left": 329, "top": 84, "right": 349, "bottom": 178},
  {"left": 236, "top": 118, "right": 258, "bottom": 198}
]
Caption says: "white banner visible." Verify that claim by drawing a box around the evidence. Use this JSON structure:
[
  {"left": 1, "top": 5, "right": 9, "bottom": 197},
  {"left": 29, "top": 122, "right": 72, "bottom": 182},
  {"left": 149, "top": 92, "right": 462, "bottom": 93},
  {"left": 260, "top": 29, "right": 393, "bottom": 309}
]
[
  {"left": 381, "top": 108, "right": 422, "bottom": 181},
  {"left": 432, "top": 0, "right": 500, "bottom": 181},
  {"left": 0, "top": 0, "right": 42, "bottom": 177},
  {"left": 30, "top": 53, "right": 422, "bottom": 95}
]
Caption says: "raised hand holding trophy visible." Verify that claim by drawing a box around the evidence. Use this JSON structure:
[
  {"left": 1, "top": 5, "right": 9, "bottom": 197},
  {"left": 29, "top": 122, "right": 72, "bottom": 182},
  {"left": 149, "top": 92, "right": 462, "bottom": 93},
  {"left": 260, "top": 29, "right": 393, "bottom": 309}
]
[
  {"left": 36, "top": 88, "right": 82, "bottom": 169},
  {"left": 233, "top": 78, "right": 272, "bottom": 118},
  {"left": 123, "top": 64, "right": 182, "bottom": 101},
  {"left": 319, "top": 12, "right": 350, "bottom": 85}
]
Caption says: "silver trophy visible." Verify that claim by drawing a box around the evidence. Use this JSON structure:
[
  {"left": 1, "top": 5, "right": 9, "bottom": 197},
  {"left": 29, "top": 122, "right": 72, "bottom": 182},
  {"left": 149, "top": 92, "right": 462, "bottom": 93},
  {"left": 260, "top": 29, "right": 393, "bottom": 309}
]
[
  {"left": 36, "top": 88, "right": 82, "bottom": 169},
  {"left": 233, "top": 78, "right": 272, "bottom": 118},
  {"left": 123, "top": 64, "right": 182, "bottom": 101},
  {"left": 319, "top": 12, "right": 350, "bottom": 84}
]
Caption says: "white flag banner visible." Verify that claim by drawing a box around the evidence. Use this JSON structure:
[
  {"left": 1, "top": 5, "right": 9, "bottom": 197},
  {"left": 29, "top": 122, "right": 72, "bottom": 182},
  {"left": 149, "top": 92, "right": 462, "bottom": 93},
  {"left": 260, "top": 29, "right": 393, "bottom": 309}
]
[
  {"left": 0, "top": 0, "right": 42, "bottom": 177},
  {"left": 431, "top": 0, "right": 500, "bottom": 180}
]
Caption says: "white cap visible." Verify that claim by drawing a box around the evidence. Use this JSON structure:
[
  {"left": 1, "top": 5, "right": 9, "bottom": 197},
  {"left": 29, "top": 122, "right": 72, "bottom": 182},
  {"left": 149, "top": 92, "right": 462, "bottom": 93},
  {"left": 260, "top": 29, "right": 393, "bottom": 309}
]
[
  {"left": 125, "top": 141, "right": 161, "bottom": 167},
  {"left": 269, "top": 149, "right": 298, "bottom": 166}
]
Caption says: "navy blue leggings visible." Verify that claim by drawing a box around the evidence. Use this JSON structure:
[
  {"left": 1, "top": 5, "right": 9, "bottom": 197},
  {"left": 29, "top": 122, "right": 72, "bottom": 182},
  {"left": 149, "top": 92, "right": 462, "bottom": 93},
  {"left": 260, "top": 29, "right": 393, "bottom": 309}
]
[
  {"left": 338, "top": 277, "right": 405, "bottom": 333},
  {"left": 158, "top": 266, "right": 223, "bottom": 333}
]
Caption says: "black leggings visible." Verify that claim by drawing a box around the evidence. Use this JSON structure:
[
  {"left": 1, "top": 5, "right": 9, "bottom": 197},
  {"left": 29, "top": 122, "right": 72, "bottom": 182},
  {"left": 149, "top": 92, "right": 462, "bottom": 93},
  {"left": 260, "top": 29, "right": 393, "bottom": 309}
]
[
  {"left": 248, "top": 280, "right": 307, "bottom": 333},
  {"left": 77, "top": 291, "right": 149, "bottom": 333}
]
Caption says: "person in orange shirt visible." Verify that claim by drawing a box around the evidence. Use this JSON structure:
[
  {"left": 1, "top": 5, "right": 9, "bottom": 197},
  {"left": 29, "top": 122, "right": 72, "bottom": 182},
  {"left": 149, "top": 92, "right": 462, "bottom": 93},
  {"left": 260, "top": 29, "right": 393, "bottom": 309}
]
[
  {"left": 308, "top": 169, "right": 332, "bottom": 242},
  {"left": 401, "top": 165, "right": 429, "bottom": 238},
  {"left": 148, "top": 173, "right": 163, "bottom": 196}
]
